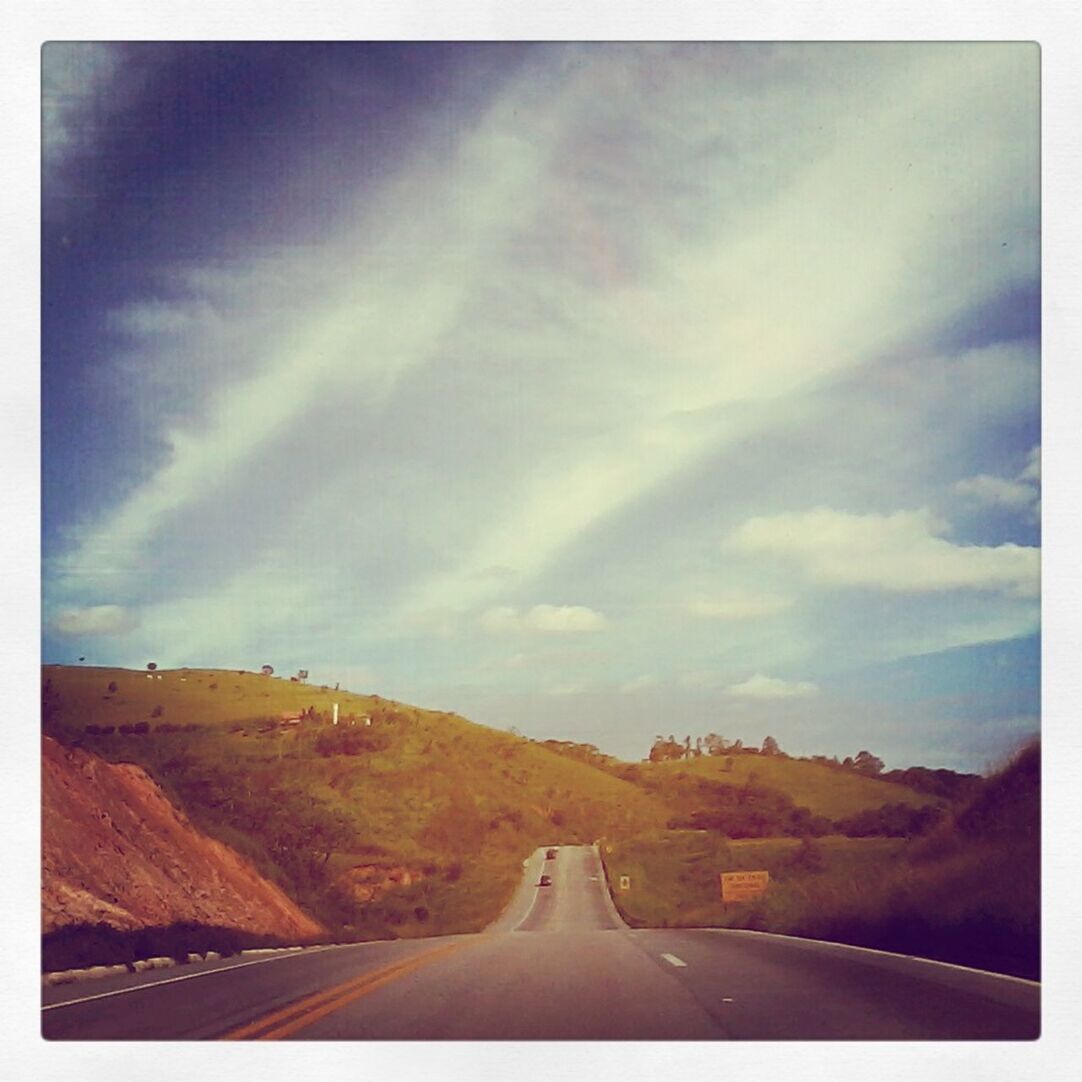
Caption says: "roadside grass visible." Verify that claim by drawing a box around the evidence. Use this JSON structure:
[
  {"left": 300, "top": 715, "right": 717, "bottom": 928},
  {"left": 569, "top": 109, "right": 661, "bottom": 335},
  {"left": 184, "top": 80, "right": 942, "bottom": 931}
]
[
  {"left": 43, "top": 665, "right": 667, "bottom": 939},
  {"left": 637, "top": 753, "right": 936, "bottom": 820},
  {"left": 601, "top": 741, "right": 1039, "bottom": 979},
  {"left": 601, "top": 831, "right": 907, "bottom": 931}
]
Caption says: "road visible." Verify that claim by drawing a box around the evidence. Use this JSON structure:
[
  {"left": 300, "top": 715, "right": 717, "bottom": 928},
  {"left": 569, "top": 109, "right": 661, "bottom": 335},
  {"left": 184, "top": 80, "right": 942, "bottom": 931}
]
[{"left": 42, "top": 844, "right": 1039, "bottom": 1040}]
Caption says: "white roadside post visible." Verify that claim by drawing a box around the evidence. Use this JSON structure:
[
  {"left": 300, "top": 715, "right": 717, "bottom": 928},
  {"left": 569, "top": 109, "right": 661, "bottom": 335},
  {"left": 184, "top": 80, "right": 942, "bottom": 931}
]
[{"left": 332, "top": 702, "right": 339, "bottom": 726}]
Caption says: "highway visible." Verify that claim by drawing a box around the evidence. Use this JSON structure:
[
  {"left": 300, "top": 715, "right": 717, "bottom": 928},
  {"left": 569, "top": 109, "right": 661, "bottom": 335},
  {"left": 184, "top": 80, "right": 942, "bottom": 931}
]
[{"left": 42, "top": 844, "right": 1039, "bottom": 1040}]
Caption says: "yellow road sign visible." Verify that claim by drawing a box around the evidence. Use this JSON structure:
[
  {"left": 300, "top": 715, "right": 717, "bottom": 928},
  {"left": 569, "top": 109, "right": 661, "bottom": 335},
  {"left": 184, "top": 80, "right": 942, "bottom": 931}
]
[{"left": 720, "top": 870, "right": 769, "bottom": 902}]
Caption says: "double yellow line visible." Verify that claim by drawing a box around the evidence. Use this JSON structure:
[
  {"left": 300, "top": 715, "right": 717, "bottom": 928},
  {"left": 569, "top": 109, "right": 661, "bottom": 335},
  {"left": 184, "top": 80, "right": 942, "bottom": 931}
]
[{"left": 218, "top": 942, "right": 463, "bottom": 1040}]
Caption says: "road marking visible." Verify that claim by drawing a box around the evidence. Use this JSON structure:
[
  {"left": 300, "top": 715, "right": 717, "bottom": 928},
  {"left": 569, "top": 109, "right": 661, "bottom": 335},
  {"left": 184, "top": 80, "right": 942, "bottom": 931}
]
[
  {"left": 661, "top": 953, "right": 687, "bottom": 968},
  {"left": 218, "top": 942, "right": 463, "bottom": 1040},
  {"left": 41, "top": 945, "right": 341, "bottom": 1012},
  {"left": 703, "top": 928, "right": 1041, "bottom": 987},
  {"left": 512, "top": 850, "right": 549, "bottom": 931}
]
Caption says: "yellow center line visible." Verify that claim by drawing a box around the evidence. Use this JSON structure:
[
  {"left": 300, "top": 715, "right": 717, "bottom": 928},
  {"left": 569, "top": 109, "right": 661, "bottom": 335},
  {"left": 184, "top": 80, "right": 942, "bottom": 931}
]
[{"left": 218, "top": 942, "right": 463, "bottom": 1041}]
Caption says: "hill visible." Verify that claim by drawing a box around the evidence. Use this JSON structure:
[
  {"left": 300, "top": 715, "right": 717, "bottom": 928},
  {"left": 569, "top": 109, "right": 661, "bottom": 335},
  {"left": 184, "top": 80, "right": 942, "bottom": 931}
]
[
  {"left": 41, "top": 664, "right": 952, "bottom": 950},
  {"left": 41, "top": 666, "right": 668, "bottom": 941},
  {"left": 602, "top": 738, "right": 1039, "bottom": 978}
]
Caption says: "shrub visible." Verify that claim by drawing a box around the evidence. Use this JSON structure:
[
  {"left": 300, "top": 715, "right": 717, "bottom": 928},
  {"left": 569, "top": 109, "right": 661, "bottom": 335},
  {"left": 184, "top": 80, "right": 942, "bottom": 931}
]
[
  {"left": 84, "top": 724, "right": 101, "bottom": 735},
  {"left": 133, "top": 721, "right": 150, "bottom": 735},
  {"left": 107, "top": 681, "right": 118, "bottom": 693},
  {"left": 100, "top": 726, "right": 115, "bottom": 735},
  {"left": 119, "top": 724, "right": 134, "bottom": 735}
]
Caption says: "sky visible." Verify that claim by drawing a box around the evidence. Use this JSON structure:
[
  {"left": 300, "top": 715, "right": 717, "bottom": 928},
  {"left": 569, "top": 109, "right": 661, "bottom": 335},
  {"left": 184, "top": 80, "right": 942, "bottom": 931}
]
[{"left": 41, "top": 42, "right": 1040, "bottom": 771}]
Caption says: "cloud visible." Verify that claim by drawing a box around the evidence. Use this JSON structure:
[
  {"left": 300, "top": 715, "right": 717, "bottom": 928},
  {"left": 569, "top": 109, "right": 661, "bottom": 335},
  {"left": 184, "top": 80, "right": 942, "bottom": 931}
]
[
  {"left": 51, "top": 604, "right": 139, "bottom": 637},
  {"left": 725, "top": 674, "right": 820, "bottom": 699},
  {"left": 42, "top": 43, "right": 125, "bottom": 181},
  {"left": 955, "top": 444, "right": 1040, "bottom": 516},
  {"left": 685, "top": 594, "right": 792, "bottom": 620},
  {"left": 619, "top": 674, "right": 659, "bottom": 693},
  {"left": 479, "top": 604, "right": 608, "bottom": 634},
  {"left": 108, "top": 299, "right": 221, "bottom": 338},
  {"left": 1020, "top": 445, "right": 1040, "bottom": 482},
  {"left": 954, "top": 474, "right": 1036, "bottom": 511},
  {"left": 728, "top": 508, "right": 1039, "bottom": 598}
]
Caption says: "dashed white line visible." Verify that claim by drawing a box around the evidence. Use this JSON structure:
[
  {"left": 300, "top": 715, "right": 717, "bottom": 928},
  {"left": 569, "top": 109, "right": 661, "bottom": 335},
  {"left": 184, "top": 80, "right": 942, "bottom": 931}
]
[{"left": 661, "top": 953, "right": 687, "bottom": 968}]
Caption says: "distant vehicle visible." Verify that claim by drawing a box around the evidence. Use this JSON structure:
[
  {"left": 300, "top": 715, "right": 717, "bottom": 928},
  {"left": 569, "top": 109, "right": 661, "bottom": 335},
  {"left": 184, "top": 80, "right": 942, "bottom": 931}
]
[
  {"left": 538, "top": 874, "right": 552, "bottom": 887},
  {"left": 546, "top": 848, "right": 558, "bottom": 860}
]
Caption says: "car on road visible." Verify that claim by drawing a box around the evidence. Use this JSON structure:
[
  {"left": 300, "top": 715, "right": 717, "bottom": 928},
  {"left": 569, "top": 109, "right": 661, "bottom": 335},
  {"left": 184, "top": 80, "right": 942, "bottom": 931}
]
[
  {"left": 546, "top": 848, "right": 558, "bottom": 859},
  {"left": 538, "top": 874, "right": 552, "bottom": 886}
]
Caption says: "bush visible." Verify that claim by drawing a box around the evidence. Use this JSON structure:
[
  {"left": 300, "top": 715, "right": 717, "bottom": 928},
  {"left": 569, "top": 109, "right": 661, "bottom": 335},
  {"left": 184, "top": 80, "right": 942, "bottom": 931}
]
[
  {"left": 314, "top": 727, "right": 390, "bottom": 757},
  {"left": 119, "top": 724, "right": 134, "bottom": 735},
  {"left": 834, "top": 803, "right": 943, "bottom": 838},
  {"left": 84, "top": 725, "right": 101, "bottom": 735},
  {"left": 133, "top": 721, "right": 150, "bottom": 735},
  {"left": 106, "top": 681, "right": 118, "bottom": 694},
  {"left": 151, "top": 705, "right": 163, "bottom": 718}
]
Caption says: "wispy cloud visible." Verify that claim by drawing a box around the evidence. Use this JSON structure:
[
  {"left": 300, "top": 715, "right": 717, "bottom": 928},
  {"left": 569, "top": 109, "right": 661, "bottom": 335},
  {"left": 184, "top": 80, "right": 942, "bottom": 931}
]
[
  {"left": 725, "top": 674, "right": 820, "bottom": 699},
  {"left": 685, "top": 594, "right": 792, "bottom": 620},
  {"left": 51, "top": 605, "right": 139, "bottom": 637},
  {"left": 41, "top": 43, "right": 1039, "bottom": 769},
  {"left": 955, "top": 443, "right": 1041, "bottom": 520},
  {"left": 479, "top": 605, "right": 608, "bottom": 634},
  {"left": 728, "top": 508, "right": 1039, "bottom": 598}
]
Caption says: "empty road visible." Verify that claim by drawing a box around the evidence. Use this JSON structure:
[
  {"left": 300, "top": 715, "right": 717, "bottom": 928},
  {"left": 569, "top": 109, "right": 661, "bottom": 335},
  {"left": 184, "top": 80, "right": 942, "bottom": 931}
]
[{"left": 43, "top": 844, "right": 1039, "bottom": 1040}]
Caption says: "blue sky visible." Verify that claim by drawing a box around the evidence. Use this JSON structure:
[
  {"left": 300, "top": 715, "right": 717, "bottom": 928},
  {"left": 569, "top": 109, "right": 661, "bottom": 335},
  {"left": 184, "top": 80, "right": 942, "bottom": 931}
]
[{"left": 41, "top": 42, "right": 1040, "bottom": 770}]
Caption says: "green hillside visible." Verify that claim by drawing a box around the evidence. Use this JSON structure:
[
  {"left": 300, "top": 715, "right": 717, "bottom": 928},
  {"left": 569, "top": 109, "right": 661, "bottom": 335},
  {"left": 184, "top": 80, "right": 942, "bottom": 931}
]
[
  {"left": 41, "top": 665, "right": 668, "bottom": 938},
  {"left": 41, "top": 664, "right": 946, "bottom": 943},
  {"left": 602, "top": 739, "right": 1039, "bottom": 978},
  {"left": 638, "top": 751, "right": 936, "bottom": 820}
]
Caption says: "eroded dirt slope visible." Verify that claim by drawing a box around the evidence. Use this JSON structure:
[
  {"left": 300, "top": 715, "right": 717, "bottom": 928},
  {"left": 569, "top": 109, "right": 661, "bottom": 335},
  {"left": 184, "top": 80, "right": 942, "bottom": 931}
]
[{"left": 42, "top": 736, "right": 323, "bottom": 939}]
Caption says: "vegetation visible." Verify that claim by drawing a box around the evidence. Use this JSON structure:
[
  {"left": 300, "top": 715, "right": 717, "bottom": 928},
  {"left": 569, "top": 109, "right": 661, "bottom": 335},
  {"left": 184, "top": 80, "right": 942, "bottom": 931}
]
[
  {"left": 42, "top": 665, "right": 1032, "bottom": 978},
  {"left": 601, "top": 738, "right": 1039, "bottom": 978},
  {"left": 42, "top": 666, "right": 667, "bottom": 942}
]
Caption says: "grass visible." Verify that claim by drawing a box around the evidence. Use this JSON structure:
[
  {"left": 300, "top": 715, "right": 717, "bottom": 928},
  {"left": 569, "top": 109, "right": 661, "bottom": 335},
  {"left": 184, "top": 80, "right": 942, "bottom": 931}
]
[
  {"left": 638, "top": 752, "right": 936, "bottom": 820},
  {"left": 601, "top": 740, "right": 1040, "bottom": 978},
  {"left": 42, "top": 665, "right": 669, "bottom": 939},
  {"left": 601, "top": 831, "right": 908, "bottom": 931},
  {"left": 45, "top": 664, "right": 998, "bottom": 967}
]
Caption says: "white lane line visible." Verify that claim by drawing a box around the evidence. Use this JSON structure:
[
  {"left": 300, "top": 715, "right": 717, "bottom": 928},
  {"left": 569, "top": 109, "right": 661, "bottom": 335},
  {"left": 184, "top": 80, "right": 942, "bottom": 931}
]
[
  {"left": 512, "top": 850, "right": 547, "bottom": 931},
  {"left": 701, "top": 928, "right": 1040, "bottom": 987},
  {"left": 661, "top": 953, "right": 687, "bottom": 968},
  {"left": 41, "top": 946, "right": 339, "bottom": 1012}
]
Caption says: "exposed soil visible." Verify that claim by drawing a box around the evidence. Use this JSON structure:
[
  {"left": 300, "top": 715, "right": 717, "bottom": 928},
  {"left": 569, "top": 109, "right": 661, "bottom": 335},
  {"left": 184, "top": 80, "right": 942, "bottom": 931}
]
[{"left": 42, "top": 736, "right": 323, "bottom": 939}]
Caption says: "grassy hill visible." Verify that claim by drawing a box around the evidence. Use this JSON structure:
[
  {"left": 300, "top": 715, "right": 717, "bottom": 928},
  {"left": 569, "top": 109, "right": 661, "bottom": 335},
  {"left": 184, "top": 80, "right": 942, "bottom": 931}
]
[
  {"left": 602, "top": 739, "right": 1039, "bottom": 978},
  {"left": 41, "top": 665, "right": 959, "bottom": 945},
  {"left": 628, "top": 752, "right": 936, "bottom": 822},
  {"left": 41, "top": 666, "right": 669, "bottom": 938}
]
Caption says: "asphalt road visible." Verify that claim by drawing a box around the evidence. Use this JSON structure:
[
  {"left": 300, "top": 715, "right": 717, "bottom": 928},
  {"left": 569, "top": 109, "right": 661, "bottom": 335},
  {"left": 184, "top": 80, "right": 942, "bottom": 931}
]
[{"left": 42, "top": 844, "right": 1039, "bottom": 1040}]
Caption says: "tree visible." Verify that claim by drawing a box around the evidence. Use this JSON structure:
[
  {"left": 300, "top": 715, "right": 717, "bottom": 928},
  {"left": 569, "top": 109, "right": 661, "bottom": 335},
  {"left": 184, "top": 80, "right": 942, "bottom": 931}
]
[
  {"left": 261, "top": 664, "right": 274, "bottom": 676},
  {"left": 297, "top": 669, "right": 308, "bottom": 682},
  {"left": 762, "top": 735, "right": 780, "bottom": 756},
  {"left": 703, "top": 733, "right": 726, "bottom": 756},
  {"left": 648, "top": 735, "right": 684, "bottom": 762},
  {"left": 146, "top": 662, "right": 157, "bottom": 671},
  {"left": 853, "top": 750, "right": 884, "bottom": 776}
]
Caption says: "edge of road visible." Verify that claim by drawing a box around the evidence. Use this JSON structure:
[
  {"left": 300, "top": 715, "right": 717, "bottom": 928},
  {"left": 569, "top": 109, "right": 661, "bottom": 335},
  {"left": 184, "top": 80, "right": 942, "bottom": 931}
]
[{"left": 591, "top": 842, "right": 629, "bottom": 929}]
